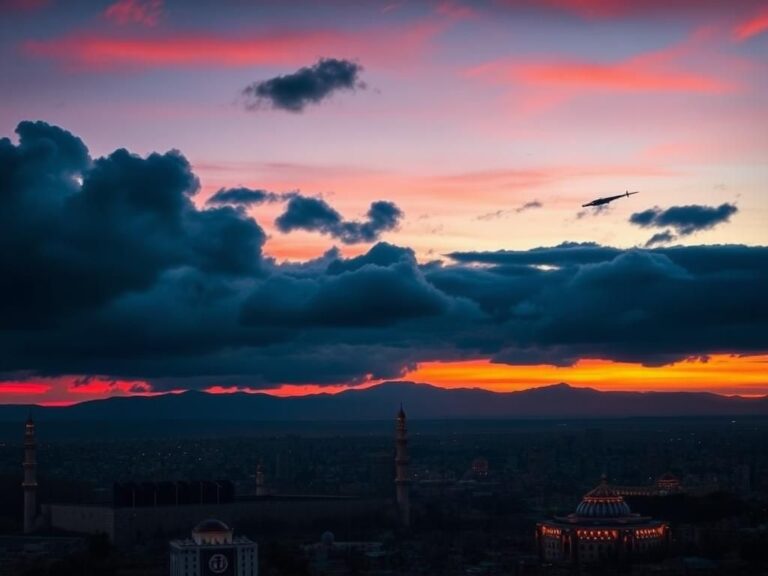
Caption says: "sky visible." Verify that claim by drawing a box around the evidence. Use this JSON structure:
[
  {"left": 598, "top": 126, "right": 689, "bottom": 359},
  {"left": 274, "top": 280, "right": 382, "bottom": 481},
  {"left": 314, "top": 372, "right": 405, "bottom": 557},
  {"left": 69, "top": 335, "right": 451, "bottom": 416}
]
[{"left": 0, "top": 0, "right": 767, "bottom": 404}]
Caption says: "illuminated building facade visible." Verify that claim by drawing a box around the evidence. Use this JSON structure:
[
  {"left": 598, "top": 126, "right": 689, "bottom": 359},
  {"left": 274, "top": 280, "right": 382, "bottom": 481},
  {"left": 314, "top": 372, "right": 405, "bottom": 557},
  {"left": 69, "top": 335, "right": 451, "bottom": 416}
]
[
  {"left": 612, "top": 472, "right": 684, "bottom": 497},
  {"left": 169, "top": 519, "right": 257, "bottom": 576},
  {"left": 536, "top": 477, "right": 669, "bottom": 566}
]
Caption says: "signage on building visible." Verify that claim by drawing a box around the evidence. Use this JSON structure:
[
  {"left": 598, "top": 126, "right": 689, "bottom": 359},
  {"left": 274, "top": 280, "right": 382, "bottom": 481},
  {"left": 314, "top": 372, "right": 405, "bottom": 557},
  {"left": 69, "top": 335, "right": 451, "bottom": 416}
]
[{"left": 201, "top": 548, "right": 236, "bottom": 576}]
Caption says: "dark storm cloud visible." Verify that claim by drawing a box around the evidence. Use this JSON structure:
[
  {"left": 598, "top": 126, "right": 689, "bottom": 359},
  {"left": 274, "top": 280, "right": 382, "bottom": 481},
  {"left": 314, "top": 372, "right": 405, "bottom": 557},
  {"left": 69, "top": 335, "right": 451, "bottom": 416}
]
[
  {"left": 630, "top": 203, "right": 738, "bottom": 235},
  {"left": 206, "top": 187, "right": 282, "bottom": 206},
  {"left": 243, "top": 58, "right": 364, "bottom": 112},
  {"left": 1, "top": 122, "right": 767, "bottom": 391},
  {"left": 275, "top": 194, "right": 403, "bottom": 244},
  {"left": 0, "top": 121, "right": 265, "bottom": 328}
]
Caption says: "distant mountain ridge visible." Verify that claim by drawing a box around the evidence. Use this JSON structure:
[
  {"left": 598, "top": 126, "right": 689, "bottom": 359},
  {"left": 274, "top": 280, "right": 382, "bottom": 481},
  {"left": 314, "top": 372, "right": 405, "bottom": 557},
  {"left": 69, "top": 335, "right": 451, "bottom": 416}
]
[{"left": 1, "top": 381, "right": 767, "bottom": 421}]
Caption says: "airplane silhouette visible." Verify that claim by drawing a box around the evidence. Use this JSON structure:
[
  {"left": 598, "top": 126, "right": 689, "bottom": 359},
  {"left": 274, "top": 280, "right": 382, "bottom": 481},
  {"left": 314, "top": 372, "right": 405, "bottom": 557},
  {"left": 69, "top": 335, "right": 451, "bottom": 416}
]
[{"left": 582, "top": 190, "right": 639, "bottom": 208}]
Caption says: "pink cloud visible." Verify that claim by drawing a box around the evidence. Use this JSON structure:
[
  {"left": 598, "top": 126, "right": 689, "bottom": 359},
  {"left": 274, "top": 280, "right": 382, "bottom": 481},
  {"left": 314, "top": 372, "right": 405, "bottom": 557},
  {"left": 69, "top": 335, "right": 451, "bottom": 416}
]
[
  {"left": 500, "top": 0, "right": 765, "bottom": 21},
  {"left": 733, "top": 7, "right": 768, "bottom": 41},
  {"left": 469, "top": 49, "right": 732, "bottom": 95},
  {"left": 104, "top": 0, "right": 162, "bottom": 28},
  {"left": 23, "top": 19, "right": 445, "bottom": 71},
  {"left": 512, "top": 61, "right": 728, "bottom": 93},
  {"left": 468, "top": 29, "right": 736, "bottom": 97},
  {"left": 24, "top": 30, "right": 345, "bottom": 71}
]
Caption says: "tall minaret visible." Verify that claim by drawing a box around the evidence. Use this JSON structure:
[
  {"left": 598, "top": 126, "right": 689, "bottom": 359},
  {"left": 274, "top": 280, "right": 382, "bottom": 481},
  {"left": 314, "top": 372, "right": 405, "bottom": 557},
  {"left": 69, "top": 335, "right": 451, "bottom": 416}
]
[
  {"left": 256, "top": 462, "right": 267, "bottom": 496},
  {"left": 395, "top": 405, "right": 411, "bottom": 528},
  {"left": 22, "top": 414, "right": 37, "bottom": 534}
]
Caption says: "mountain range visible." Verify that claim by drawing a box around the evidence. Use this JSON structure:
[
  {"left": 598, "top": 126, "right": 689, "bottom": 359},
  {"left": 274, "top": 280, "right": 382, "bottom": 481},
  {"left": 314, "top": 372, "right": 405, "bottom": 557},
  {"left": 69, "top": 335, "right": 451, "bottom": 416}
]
[{"left": 1, "top": 381, "right": 767, "bottom": 421}]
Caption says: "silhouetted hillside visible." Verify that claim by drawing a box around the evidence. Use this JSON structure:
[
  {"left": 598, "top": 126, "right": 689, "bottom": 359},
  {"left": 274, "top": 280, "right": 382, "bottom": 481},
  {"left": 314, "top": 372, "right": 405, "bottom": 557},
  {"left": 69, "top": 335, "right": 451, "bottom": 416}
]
[{"left": 1, "top": 381, "right": 767, "bottom": 422}]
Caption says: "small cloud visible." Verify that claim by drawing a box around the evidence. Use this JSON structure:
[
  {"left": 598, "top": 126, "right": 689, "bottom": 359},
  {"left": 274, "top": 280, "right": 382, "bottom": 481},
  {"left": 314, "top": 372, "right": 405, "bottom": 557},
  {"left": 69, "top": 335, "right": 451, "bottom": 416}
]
[
  {"left": 207, "top": 187, "right": 283, "bottom": 206},
  {"left": 577, "top": 204, "right": 611, "bottom": 219},
  {"left": 275, "top": 194, "right": 403, "bottom": 244},
  {"left": 105, "top": 0, "right": 162, "bottom": 27},
  {"left": 630, "top": 203, "right": 738, "bottom": 236},
  {"left": 477, "top": 209, "right": 509, "bottom": 221},
  {"left": 645, "top": 230, "right": 676, "bottom": 247},
  {"left": 243, "top": 58, "right": 365, "bottom": 113},
  {"left": 478, "top": 200, "right": 543, "bottom": 220},
  {"left": 516, "top": 200, "right": 542, "bottom": 213}
]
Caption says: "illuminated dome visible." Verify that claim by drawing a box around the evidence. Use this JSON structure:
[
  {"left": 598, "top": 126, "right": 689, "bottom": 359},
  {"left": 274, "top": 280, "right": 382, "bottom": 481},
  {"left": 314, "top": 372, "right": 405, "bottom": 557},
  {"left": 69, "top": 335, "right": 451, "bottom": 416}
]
[
  {"left": 192, "top": 519, "right": 233, "bottom": 545},
  {"left": 537, "top": 476, "right": 670, "bottom": 566},
  {"left": 574, "top": 478, "right": 632, "bottom": 518}
]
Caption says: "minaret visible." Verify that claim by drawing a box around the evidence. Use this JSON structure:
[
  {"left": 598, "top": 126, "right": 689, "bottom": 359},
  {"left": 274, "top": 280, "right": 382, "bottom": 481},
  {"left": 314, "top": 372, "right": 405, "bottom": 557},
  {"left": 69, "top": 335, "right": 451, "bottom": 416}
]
[
  {"left": 22, "top": 415, "right": 37, "bottom": 534},
  {"left": 256, "top": 462, "right": 267, "bottom": 496},
  {"left": 395, "top": 405, "right": 411, "bottom": 528}
]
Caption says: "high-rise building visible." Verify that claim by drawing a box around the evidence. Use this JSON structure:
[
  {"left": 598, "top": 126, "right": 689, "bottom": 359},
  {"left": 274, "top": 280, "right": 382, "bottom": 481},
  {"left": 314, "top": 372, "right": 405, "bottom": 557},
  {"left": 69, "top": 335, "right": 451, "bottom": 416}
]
[
  {"left": 22, "top": 415, "right": 37, "bottom": 534},
  {"left": 395, "top": 405, "right": 410, "bottom": 528},
  {"left": 170, "top": 519, "right": 257, "bottom": 576}
]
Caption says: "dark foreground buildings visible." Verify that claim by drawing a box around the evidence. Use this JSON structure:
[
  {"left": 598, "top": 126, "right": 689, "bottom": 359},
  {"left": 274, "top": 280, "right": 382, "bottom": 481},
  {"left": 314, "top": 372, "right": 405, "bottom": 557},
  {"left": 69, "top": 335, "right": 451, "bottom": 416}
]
[{"left": 5, "top": 412, "right": 768, "bottom": 575}]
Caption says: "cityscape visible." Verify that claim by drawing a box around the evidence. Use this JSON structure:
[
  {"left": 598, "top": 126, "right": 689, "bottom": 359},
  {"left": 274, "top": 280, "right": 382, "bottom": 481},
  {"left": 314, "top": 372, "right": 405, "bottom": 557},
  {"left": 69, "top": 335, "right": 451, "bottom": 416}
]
[
  {"left": 1, "top": 0, "right": 767, "bottom": 574},
  {"left": 1, "top": 399, "right": 768, "bottom": 574}
]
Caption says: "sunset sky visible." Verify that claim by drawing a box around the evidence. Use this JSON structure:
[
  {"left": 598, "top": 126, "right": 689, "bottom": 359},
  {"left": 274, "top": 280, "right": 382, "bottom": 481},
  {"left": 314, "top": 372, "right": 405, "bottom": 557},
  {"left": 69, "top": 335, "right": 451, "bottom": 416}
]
[{"left": 1, "top": 0, "right": 766, "bottom": 404}]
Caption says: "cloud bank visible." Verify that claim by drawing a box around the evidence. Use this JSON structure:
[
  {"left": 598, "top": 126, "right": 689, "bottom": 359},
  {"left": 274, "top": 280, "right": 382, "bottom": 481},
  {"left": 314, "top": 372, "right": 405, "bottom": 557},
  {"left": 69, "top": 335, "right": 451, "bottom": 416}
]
[{"left": 1, "top": 123, "right": 766, "bottom": 391}]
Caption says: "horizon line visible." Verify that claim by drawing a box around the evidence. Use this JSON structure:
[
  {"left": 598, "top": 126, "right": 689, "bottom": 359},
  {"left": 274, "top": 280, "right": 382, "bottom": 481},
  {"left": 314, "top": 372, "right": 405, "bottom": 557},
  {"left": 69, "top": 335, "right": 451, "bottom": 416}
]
[{"left": 2, "top": 380, "right": 767, "bottom": 409}]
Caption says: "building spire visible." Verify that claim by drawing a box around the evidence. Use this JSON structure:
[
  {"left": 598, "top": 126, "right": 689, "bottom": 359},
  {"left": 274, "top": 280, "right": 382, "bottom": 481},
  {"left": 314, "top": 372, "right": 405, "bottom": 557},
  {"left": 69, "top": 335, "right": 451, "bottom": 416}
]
[
  {"left": 256, "top": 461, "right": 267, "bottom": 496},
  {"left": 395, "top": 405, "right": 410, "bottom": 528},
  {"left": 22, "top": 415, "right": 37, "bottom": 533}
]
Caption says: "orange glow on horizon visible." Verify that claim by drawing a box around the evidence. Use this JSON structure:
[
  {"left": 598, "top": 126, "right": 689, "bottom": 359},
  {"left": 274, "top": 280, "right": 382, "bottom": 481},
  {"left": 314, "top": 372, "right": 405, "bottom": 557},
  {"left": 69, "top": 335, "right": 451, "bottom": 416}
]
[
  {"left": 2, "top": 355, "right": 767, "bottom": 405},
  {"left": 401, "top": 354, "right": 768, "bottom": 396}
]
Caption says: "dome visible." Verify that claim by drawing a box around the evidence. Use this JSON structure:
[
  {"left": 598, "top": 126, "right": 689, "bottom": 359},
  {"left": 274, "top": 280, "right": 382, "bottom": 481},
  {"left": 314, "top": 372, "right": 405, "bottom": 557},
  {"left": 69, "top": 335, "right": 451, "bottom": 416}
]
[
  {"left": 193, "top": 519, "right": 230, "bottom": 533},
  {"left": 192, "top": 519, "right": 233, "bottom": 545},
  {"left": 321, "top": 531, "right": 335, "bottom": 546},
  {"left": 573, "top": 478, "right": 632, "bottom": 518}
]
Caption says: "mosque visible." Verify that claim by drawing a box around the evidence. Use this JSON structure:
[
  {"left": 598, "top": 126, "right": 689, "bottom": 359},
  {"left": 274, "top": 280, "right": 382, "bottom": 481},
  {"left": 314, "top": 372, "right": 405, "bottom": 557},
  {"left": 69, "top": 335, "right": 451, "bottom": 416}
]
[{"left": 536, "top": 476, "right": 670, "bottom": 566}]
